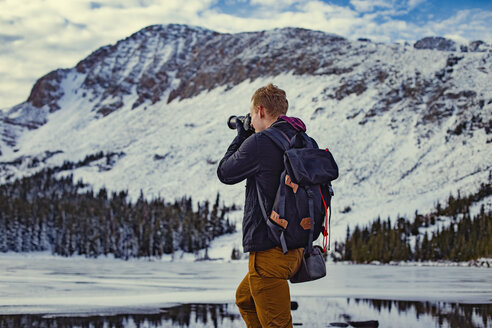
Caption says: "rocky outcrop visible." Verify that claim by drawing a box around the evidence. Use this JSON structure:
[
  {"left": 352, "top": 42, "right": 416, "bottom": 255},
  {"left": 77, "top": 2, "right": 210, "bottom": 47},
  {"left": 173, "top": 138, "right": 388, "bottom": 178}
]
[
  {"left": 414, "top": 37, "right": 491, "bottom": 53},
  {"left": 27, "top": 69, "right": 70, "bottom": 112},
  {"left": 469, "top": 40, "right": 489, "bottom": 52},
  {"left": 414, "top": 37, "right": 457, "bottom": 51},
  {"left": 76, "top": 24, "right": 219, "bottom": 112},
  {"left": 23, "top": 25, "right": 349, "bottom": 112},
  {"left": 167, "top": 28, "right": 348, "bottom": 102}
]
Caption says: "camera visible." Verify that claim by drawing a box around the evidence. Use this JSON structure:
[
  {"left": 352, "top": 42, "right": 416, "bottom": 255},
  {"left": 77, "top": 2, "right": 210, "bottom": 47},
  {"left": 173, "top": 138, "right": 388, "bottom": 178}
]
[{"left": 227, "top": 114, "right": 254, "bottom": 133}]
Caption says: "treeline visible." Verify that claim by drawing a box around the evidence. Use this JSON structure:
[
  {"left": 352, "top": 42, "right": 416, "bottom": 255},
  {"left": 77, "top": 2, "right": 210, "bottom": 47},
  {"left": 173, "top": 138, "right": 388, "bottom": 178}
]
[
  {"left": 335, "top": 178, "right": 492, "bottom": 263},
  {"left": 0, "top": 169, "right": 236, "bottom": 259}
]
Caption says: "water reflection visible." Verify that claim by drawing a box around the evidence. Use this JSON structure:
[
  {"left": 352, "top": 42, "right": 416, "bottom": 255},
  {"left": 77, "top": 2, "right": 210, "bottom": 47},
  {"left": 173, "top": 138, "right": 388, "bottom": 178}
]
[
  {"left": 356, "top": 298, "right": 491, "bottom": 328},
  {"left": 161, "top": 303, "right": 240, "bottom": 327},
  {"left": 0, "top": 304, "right": 240, "bottom": 328},
  {"left": 0, "top": 299, "right": 490, "bottom": 328}
]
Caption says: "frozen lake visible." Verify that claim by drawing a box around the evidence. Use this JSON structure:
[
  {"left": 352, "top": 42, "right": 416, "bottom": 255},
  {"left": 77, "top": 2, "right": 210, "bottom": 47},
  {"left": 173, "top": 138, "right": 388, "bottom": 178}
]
[{"left": 0, "top": 254, "right": 491, "bottom": 327}]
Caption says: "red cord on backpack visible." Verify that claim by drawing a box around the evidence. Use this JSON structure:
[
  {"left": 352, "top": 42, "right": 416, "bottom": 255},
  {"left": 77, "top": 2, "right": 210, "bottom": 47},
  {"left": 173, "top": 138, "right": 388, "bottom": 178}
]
[{"left": 319, "top": 186, "right": 329, "bottom": 252}]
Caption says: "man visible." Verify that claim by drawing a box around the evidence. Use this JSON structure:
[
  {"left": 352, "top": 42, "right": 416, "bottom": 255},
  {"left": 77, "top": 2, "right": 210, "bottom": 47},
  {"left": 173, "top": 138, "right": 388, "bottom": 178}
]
[{"left": 217, "top": 83, "right": 307, "bottom": 327}]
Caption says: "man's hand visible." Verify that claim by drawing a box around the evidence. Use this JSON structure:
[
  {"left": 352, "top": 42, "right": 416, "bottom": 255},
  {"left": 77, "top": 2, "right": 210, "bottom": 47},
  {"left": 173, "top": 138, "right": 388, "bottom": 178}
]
[{"left": 236, "top": 117, "right": 254, "bottom": 140}]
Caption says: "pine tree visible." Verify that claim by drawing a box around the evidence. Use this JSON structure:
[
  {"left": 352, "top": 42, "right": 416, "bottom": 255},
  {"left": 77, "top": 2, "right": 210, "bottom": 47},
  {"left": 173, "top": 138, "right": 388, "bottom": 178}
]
[
  {"left": 0, "top": 210, "right": 7, "bottom": 252},
  {"left": 0, "top": 167, "right": 237, "bottom": 259}
]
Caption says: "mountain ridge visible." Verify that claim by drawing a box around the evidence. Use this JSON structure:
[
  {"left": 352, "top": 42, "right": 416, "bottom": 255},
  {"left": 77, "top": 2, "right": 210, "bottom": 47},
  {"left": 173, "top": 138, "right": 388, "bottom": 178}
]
[{"left": 0, "top": 24, "right": 490, "bottom": 240}]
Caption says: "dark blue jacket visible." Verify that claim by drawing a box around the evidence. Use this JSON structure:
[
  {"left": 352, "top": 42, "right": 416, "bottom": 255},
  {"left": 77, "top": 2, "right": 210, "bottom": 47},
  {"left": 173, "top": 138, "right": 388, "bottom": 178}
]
[{"left": 217, "top": 117, "right": 306, "bottom": 252}]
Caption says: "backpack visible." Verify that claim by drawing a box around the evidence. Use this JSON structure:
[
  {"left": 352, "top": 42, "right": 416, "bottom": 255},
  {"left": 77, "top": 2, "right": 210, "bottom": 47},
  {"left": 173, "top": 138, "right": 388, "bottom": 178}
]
[{"left": 256, "top": 126, "right": 338, "bottom": 256}]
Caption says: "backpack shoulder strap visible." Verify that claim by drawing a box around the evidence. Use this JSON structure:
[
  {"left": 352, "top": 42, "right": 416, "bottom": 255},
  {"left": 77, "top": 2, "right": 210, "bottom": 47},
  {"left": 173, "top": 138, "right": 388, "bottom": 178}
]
[
  {"left": 262, "top": 126, "right": 291, "bottom": 151},
  {"left": 255, "top": 179, "right": 289, "bottom": 254},
  {"left": 266, "top": 127, "right": 316, "bottom": 151}
]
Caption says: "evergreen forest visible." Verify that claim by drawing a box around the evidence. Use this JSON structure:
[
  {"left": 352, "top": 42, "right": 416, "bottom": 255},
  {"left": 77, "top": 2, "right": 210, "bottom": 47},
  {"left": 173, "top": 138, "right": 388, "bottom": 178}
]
[
  {"left": 0, "top": 168, "right": 236, "bottom": 259},
  {"left": 335, "top": 177, "right": 492, "bottom": 263}
]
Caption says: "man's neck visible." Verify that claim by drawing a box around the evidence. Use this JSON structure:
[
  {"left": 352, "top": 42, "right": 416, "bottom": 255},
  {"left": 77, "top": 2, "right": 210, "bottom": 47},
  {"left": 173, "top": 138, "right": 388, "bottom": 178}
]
[{"left": 265, "top": 116, "right": 280, "bottom": 129}]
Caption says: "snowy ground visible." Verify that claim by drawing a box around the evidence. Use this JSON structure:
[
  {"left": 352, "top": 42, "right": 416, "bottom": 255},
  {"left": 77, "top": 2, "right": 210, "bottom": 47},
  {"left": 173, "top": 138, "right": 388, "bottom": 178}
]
[{"left": 0, "top": 253, "right": 491, "bottom": 327}]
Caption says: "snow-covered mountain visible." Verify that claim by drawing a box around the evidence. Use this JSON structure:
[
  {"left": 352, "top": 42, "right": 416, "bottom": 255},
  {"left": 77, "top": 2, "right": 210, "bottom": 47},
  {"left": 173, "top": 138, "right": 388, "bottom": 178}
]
[{"left": 0, "top": 24, "right": 491, "bottom": 240}]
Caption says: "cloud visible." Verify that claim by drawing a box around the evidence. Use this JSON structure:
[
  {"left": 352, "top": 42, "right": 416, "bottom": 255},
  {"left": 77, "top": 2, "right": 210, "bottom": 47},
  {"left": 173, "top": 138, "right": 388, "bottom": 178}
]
[
  {"left": 249, "top": 0, "right": 309, "bottom": 10},
  {"left": 0, "top": 0, "right": 490, "bottom": 109},
  {"left": 425, "top": 9, "right": 492, "bottom": 42},
  {"left": 0, "top": 34, "right": 23, "bottom": 43},
  {"left": 349, "top": 0, "right": 427, "bottom": 17},
  {"left": 250, "top": 0, "right": 299, "bottom": 6},
  {"left": 350, "top": 0, "right": 394, "bottom": 13},
  {"left": 407, "top": 0, "right": 425, "bottom": 10}
]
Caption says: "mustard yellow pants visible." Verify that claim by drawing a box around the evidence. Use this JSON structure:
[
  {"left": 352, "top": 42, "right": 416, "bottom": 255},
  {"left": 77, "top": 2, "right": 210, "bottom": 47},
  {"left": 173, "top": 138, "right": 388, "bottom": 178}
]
[{"left": 235, "top": 247, "right": 303, "bottom": 328}]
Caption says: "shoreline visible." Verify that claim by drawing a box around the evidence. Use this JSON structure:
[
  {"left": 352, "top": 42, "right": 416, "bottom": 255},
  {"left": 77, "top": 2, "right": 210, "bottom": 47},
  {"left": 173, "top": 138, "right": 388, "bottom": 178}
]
[
  {"left": 330, "top": 257, "right": 492, "bottom": 268},
  {"left": 1, "top": 251, "right": 491, "bottom": 268}
]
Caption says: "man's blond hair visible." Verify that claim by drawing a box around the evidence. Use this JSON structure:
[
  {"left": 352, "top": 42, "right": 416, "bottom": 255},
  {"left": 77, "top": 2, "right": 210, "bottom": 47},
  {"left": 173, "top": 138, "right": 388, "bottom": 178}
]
[{"left": 251, "top": 83, "right": 288, "bottom": 118}]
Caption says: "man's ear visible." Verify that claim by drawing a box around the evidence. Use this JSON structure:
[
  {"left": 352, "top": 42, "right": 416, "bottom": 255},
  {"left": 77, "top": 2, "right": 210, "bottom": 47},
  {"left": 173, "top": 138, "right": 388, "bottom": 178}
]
[{"left": 258, "top": 106, "right": 264, "bottom": 118}]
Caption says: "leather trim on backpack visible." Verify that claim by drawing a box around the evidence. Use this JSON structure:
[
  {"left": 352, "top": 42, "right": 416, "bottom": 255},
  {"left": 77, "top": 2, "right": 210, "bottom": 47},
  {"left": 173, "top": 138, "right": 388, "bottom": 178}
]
[
  {"left": 270, "top": 210, "right": 288, "bottom": 229},
  {"left": 285, "top": 174, "right": 299, "bottom": 193},
  {"left": 300, "top": 217, "right": 311, "bottom": 230}
]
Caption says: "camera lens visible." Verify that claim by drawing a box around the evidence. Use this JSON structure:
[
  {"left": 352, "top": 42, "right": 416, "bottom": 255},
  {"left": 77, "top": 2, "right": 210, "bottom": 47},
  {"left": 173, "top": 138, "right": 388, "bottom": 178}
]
[{"left": 227, "top": 115, "right": 238, "bottom": 129}]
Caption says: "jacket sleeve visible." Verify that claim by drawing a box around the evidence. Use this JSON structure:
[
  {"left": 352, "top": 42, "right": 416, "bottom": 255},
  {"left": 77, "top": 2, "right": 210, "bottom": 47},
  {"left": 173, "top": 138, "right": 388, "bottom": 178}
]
[{"left": 217, "top": 134, "right": 260, "bottom": 185}]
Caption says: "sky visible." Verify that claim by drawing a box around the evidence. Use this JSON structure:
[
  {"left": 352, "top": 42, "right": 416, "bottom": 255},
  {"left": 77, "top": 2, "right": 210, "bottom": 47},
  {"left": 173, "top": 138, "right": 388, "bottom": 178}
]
[{"left": 0, "top": 0, "right": 491, "bottom": 109}]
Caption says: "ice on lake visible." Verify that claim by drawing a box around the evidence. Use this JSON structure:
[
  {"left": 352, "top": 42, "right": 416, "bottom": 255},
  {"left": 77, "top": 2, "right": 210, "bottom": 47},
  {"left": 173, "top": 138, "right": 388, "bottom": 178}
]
[{"left": 0, "top": 254, "right": 491, "bottom": 327}]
